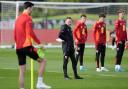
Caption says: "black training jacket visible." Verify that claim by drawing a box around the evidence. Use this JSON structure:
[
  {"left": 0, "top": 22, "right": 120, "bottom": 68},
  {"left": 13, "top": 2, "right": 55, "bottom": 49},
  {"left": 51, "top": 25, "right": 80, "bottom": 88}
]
[{"left": 58, "top": 24, "right": 75, "bottom": 55}]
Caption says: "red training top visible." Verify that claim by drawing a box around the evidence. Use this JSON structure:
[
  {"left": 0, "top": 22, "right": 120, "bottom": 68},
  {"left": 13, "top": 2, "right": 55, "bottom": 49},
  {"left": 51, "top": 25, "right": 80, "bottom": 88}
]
[
  {"left": 14, "top": 12, "right": 41, "bottom": 49},
  {"left": 115, "top": 19, "right": 127, "bottom": 44},
  {"left": 73, "top": 20, "right": 88, "bottom": 44},
  {"left": 93, "top": 21, "right": 106, "bottom": 46}
]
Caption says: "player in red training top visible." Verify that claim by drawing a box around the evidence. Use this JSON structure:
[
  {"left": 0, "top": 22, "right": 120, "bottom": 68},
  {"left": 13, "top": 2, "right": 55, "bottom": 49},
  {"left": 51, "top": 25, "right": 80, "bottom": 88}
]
[
  {"left": 14, "top": 2, "right": 51, "bottom": 89},
  {"left": 93, "top": 13, "right": 109, "bottom": 72},
  {"left": 73, "top": 14, "right": 88, "bottom": 71},
  {"left": 114, "top": 9, "right": 127, "bottom": 72}
]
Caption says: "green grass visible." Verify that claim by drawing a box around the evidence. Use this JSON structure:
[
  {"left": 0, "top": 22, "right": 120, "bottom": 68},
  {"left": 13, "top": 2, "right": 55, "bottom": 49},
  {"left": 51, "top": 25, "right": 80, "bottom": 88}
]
[{"left": 0, "top": 48, "right": 128, "bottom": 89}]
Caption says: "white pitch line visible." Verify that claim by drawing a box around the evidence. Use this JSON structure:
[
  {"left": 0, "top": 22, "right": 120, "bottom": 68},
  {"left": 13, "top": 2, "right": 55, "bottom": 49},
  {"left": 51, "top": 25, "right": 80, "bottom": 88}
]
[
  {"left": 0, "top": 68, "right": 62, "bottom": 73},
  {"left": 46, "top": 70, "right": 62, "bottom": 73},
  {"left": 0, "top": 67, "right": 17, "bottom": 70},
  {"left": 46, "top": 71, "right": 89, "bottom": 77},
  {"left": 98, "top": 74, "right": 116, "bottom": 77},
  {"left": 0, "top": 77, "right": 5, "bottom": 79},
  {"left": 1, "top": 68, "right": 63, "bottom": 73}
]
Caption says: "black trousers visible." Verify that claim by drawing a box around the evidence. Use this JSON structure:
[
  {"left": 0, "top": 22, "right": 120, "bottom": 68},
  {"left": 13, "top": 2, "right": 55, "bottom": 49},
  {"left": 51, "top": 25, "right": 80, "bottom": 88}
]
[
  {"left": 63, "top": 49, "right": 78, "bottom": 77},
  {"left": 75, "top": 44, "right": 85, "bottom": 66},
  {"left": 116, "top": 41, "right": 125, "bottom": 65},
  {"left": 112, "top": 37, "right": 115, "bottom": 46},
  {"left": 95, "top": 44, "right": 106, "bottom": 68}
]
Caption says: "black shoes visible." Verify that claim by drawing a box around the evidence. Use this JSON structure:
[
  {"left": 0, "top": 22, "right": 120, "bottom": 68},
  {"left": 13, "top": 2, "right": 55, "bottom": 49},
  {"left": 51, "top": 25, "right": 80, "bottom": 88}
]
[
  {"left": 64, "top": 75, "right": 72, "bottom": 80},
  {"left": 64, "top": 75, "right": 83, "bottom": 80},
  {"left": 74, "top": 75, "right": 83, "bottom": 79}
]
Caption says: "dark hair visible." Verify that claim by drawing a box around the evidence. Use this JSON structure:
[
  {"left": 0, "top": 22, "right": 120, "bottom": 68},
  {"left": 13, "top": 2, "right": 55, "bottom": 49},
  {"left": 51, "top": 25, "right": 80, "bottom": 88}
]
[
  {"left": 99, "top": 13, "right": 106, "bottom": 18},
  {"left": 81, "top": 14, "right": 86, "bottom": 18},
  {"left": 117, "top": 9, "right": 125, "bottom": 14},
  {"left": 24, "top": 1, "right": 34, "bottom": 9},
  {"left": 66, "top": 17, "right": 72, "bottom": 20}
]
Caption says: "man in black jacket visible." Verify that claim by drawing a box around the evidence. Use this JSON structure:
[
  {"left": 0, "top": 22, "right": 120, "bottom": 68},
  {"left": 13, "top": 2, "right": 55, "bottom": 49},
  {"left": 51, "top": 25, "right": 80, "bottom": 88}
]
[{"left": 56, "top": 17, "right": 83, "bottom": 79}]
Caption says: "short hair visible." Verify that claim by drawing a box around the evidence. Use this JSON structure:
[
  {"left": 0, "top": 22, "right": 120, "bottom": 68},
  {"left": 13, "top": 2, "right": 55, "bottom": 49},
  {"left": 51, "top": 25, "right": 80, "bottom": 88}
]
[
  {"left": 24, "top": 1, "right": 34, "bottom": 9},
  {"left": 81, "top": 14, "right": 86, "bottom": 18},
  {"left": 117, "top": 9, "right": 125, "bottom": 14},
  {"left": 66, "top": 17, "right": 72, "bottom": 20},
  {"left": 99, "top": 13, "right": 106, "bottom": 18}
]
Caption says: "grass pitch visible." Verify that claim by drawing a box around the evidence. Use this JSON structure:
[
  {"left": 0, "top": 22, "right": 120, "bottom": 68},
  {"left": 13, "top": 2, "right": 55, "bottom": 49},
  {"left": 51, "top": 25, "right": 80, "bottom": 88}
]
[{"left": 0, "top": 48, "right": 128, "bottom": 89}]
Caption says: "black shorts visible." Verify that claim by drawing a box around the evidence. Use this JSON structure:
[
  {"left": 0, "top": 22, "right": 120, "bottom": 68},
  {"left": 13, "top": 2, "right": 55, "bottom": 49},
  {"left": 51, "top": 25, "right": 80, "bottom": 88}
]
[{"left": 16, "top": 46, "right": 39, "bottom": 65}]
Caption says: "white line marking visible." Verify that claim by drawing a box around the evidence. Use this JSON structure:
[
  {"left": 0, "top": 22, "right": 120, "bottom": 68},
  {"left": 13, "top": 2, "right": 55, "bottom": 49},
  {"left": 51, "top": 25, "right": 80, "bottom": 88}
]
[
  {"left": 46, "top": 70, "right": 62, "bottom": 73},
  {"left": 98, "top": 74, "right": 116, "bottom": 77},
  {"left": 0, "top": 77, "right": 5, "bottom": 79},
  {"left": 0, "top": 67, "right": 17, "bottom": 70}
]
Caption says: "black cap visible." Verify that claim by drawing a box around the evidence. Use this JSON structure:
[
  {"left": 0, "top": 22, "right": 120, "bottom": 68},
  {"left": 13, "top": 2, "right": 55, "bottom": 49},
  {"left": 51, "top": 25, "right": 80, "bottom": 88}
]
[{"left": 24, "top": 1, "right": 34, "bottom": 9}]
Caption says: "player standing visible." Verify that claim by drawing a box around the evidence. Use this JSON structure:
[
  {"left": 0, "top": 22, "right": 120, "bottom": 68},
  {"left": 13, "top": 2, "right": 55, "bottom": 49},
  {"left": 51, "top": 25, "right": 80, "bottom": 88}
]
[
  {"left": 114, "top": 9, "right": 127, "bottom": 72},
  {"left": 110, "top": 30, "right": 116, "bottom": 50},
  {"left": 93, "top": 13, "right": 109, "bottom": 72},
  {"left": 73, "top": 14, "right": 88, "bottom": 71},
  {"left": 14, "top": 2, "right": 51, "bottom": 89},
  {"left": 56, "top": 17, "right": 83, "bottom": 79}
]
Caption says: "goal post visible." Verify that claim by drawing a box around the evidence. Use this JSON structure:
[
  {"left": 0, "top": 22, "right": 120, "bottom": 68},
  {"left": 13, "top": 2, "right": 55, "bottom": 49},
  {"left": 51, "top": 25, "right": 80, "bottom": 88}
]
[{"left": 0, "top": 1, "right": 128, "bottom": 89}]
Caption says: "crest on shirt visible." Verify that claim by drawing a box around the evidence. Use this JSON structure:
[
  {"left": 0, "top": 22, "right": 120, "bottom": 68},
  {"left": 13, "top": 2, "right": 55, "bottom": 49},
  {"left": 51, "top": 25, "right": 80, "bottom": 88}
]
[
  {"left": 101, "top": 24, "right": 105, "bottom": 33},
  {"left": 123, "top": 25, "right": 126, "bottom": 31},
  {"left": 120, "top": 23, "right": 123, "bottom": 26},
  {"left": 82, "top": 29, "right": 85, "bottom": 35},
  {"left": 80, "top": 25, "right": 83, "bottom": 29},
  {"left": 101, "top": 27, "right": 104, "bottom": 33},
  {"left": 98, "top": 25, "right": 101, "bottom": 28}
]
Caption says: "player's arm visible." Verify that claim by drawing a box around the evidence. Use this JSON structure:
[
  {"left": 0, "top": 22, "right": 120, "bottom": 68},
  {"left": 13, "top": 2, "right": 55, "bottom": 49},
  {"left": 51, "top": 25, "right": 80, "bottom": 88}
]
[
  {"left": 93, "top": 23, "right": 99, "bottom": 48},
  {"left": 56, "top": 38, "right": 64, "bottom": 43},
  {"left": 104, "top": 23, "right": 107, "bottom": 42},
  {"left": 57, "top": 25, "right": 67, "bottom": 42},
  {"left": 125, "top": 27, "right": 128, "bottom": 49},
  {"left": 73, "top": 23, "right": 80, "bottom": 42},
  {"left": 124, "top": 21, "right": 127, "bottom": 41},
  {"left": 26, "top": 17, "right": 41, "bottom": 45},
  {"left": 85, "top": 25, "right": 88, "bottom": 41},
  {"left": 125, "top": 30, "right": 127, "bottom": 42},
  {"left": 114, "top": 20, "right": 120, "bottom": 42},
  {"left": 14, "top": 26, "right": 16, "bottom": 42},
  {"left": 93, "top": 23, "right": 97, "bottom": 43},
  {"left": 125, "top": 30, "right": 127, "bottom": 47},
  {"left": 26, "top": 17, "right": 46, "bottom": 50},
  {"left": 105, "top": 25, "right": 107, "bottom": 43}
]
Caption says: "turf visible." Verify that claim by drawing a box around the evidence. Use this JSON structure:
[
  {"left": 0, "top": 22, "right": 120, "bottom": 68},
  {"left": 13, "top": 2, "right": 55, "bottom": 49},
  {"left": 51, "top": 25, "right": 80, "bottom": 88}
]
[{"left": 0, "top": 48, "right": 128, "bottom": 89}]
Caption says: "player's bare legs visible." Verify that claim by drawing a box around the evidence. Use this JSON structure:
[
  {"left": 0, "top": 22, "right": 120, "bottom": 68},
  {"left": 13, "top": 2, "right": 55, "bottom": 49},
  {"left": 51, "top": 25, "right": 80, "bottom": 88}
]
[
  {"left": 19, "top": 65, "right": 26, "bottom": 89},
  {"left": 36, "top": 58, "right": 51, "bottom": 89},
  {"left": 38, "top": 58, "right": 46, "bottom": 77}
]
